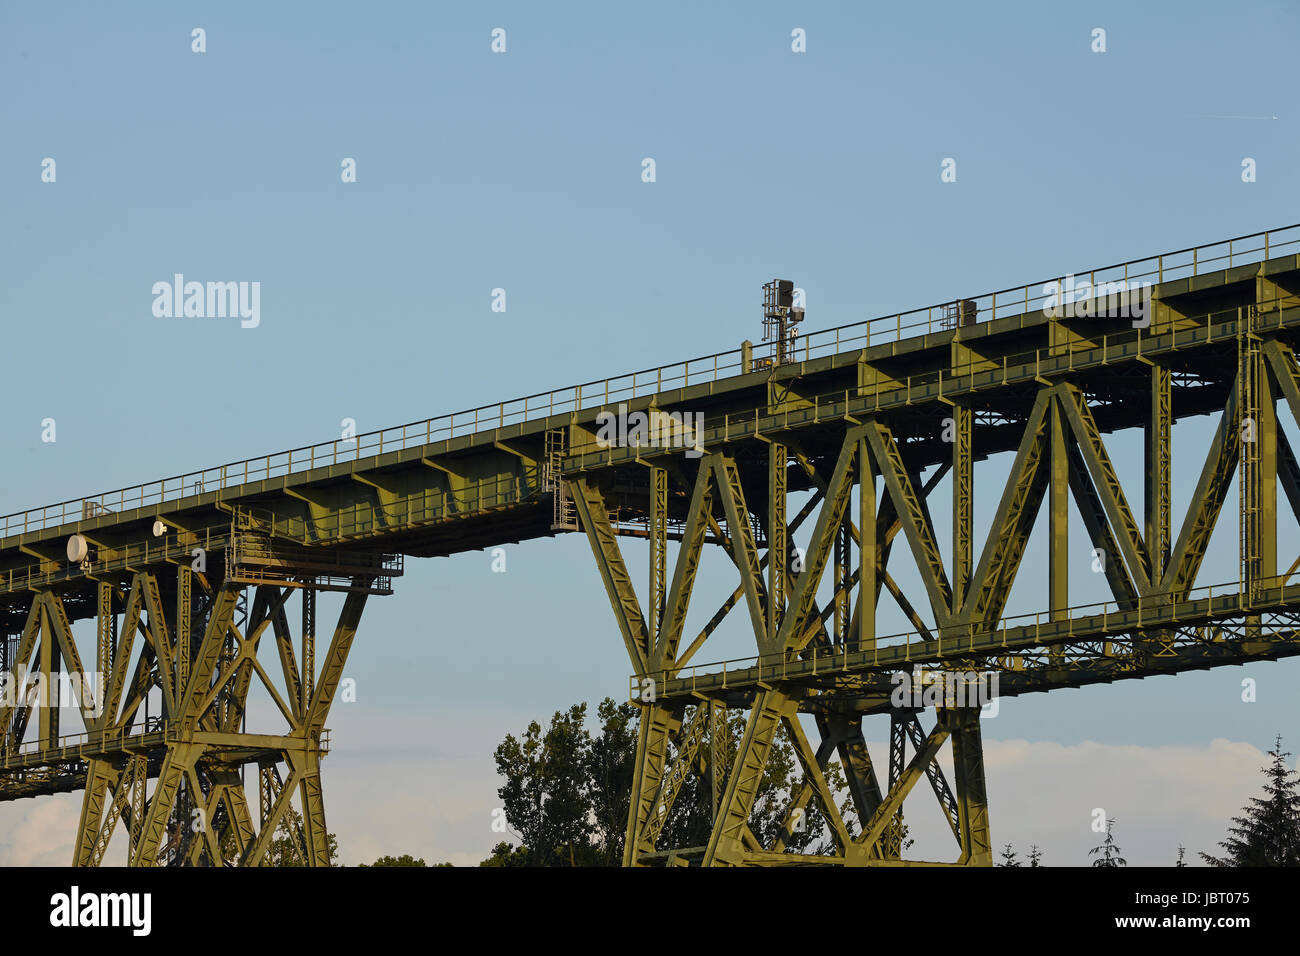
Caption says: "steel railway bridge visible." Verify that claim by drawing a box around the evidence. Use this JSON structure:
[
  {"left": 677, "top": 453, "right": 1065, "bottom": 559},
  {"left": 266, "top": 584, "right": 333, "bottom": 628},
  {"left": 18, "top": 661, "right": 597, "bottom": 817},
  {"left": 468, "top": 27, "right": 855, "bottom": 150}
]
[{"left": 4, "top": 225, "right": 1300, "bottom": 866}]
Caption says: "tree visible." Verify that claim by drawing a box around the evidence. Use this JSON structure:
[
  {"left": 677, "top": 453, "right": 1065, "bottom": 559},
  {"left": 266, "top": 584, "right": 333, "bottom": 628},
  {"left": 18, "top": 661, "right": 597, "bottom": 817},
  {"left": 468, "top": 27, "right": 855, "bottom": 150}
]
[
  {"left": 1089, "top": 817, "right": 1126, "bottom": 867},
  {"left": 360, "top": 854, "right": 427, "bottom": 867},
  {"left": 1201, "top": 736, "right": 1300, "bottom": 867},
  {"left": 260, "top": 807, "right": 340, "bottom": 867},
  {"left": 586, "top": 698, "right": 638, "bottom": 866},
  {"left": 1175, "top": 845, "right": 1186, "bottom": 867},
  {"left": 1028, "top": 844, "right": 1043, "bottom": 867},
  {"left": 208, "top": 796, "right": 338, "bottom": 867},
  {"left": 479, "top": 842, "right": 530, "bottom": 867},
  {"left": 998, "top": 843, "right": 1021, "bottom": 867},
  {"left": 485, "top": 698, "right": 851, "bottom": 864},
  {"left": 493, "top": 702, "right": 598, "bottom": 866},
  {"left": 655, "top": 708, "right": 851, "bottom": 855}
]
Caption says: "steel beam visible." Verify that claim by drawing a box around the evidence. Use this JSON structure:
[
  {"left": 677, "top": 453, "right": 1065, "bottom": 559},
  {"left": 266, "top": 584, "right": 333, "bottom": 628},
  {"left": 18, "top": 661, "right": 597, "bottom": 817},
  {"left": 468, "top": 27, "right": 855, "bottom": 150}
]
[
  {"left": 952, "top": 403, "right": 972, "bottom": 612},
  {"left": 703, "top": 689, "right": 789, "bottom": 866}
]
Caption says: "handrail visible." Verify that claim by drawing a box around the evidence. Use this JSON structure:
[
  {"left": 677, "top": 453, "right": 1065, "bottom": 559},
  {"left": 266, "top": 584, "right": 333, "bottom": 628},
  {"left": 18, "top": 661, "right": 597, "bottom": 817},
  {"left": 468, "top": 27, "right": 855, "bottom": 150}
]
[
  {"left": 0, "top": 473, "right": 527, "bottom": 594},
  {"left": 3, "top": 223, "right": 1299, "bottom": 540},
  {"left": 635, "top": 575, "right": 1298, "bottom": 692},
  {"left": 566, "top": 301, "right": 1276, "bottom": 459}
]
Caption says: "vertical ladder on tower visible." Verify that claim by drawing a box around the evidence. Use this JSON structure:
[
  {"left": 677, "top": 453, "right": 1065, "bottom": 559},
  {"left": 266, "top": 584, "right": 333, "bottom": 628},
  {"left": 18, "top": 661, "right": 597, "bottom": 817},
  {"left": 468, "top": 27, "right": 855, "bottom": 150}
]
[{"left": 546, "top": 428, "right": 578, "bottom": 531}]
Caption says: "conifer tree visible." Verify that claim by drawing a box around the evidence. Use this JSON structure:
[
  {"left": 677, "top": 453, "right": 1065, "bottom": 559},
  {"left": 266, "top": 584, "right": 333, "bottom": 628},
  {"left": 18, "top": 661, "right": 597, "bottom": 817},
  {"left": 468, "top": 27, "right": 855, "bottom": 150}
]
[
  {"left": 1089, "top": 817, "right": 1126, "bottom": 867},
  {"left": 1201, "top": 736, "right": 1300, "bottom": 867}
]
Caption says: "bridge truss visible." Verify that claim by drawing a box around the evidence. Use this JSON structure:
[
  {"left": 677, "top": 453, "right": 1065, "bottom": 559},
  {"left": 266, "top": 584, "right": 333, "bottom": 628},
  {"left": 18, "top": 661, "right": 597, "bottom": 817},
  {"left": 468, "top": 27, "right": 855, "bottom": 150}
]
[
  {"left": 568, "top": 253, "right": 1300, "bottom": 865},
  {"left": 0, "top": 532, "right": 397, "bottom": 866},
  {"left": 2, "top": 225, "right": 1300, "bottom": 865}
]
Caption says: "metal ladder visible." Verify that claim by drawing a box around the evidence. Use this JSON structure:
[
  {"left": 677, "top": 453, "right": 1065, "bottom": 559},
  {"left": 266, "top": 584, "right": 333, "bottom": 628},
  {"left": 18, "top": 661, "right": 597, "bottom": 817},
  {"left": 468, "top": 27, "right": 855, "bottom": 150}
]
[{"left": 545, "top": 429, "right": 577, "bottom": 531}]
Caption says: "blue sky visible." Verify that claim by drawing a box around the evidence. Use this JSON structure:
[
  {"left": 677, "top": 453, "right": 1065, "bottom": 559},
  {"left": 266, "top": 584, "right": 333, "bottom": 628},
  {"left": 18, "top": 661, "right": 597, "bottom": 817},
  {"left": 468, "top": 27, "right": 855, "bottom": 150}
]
[{"left": 2, "top": 0, "right": 1299, "bottom": 865}]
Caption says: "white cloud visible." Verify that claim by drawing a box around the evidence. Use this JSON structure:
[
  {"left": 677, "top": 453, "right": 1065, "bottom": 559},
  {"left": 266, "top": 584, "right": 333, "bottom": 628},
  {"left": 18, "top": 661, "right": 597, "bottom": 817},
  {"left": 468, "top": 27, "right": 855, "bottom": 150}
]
[
  {"left": 897, "top": 736, "right": 1281, "bottom": 866},
  {"left": 0, "top": 794, "right": 80, "bottom": 866}
]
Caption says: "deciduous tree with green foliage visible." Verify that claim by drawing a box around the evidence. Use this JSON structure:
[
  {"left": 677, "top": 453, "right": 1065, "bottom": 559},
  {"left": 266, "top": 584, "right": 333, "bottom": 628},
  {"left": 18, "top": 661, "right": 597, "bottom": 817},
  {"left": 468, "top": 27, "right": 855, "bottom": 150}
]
[
  {"left": 492, "top": 702, "right": 599, "bottom": 866},
  {"left": 360, "top": 854, "right": 427, "bottom": 867},
  {"left": 479, "top": 841, "right": 530, "bottom": 867},
  {"left": 484, "top": 697, "right": 854, "bottom": 865},
  {"left": 261, "top": 807, "right": 339, "bottom": 867},
  {"left": 586, "top": 698, "right": 638, "bottom": 865}
]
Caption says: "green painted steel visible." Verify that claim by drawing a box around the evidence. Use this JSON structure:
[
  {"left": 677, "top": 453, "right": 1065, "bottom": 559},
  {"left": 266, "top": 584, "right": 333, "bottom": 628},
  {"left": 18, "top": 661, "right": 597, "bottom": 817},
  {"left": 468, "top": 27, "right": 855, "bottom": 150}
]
[{"left": 4, "top": 224, "right": 1300, "bottom": 865}]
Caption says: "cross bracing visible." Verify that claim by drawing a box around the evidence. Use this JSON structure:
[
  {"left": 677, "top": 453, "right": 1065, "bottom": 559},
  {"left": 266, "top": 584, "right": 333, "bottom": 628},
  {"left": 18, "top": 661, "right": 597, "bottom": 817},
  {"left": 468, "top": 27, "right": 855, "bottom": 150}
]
[{"left": 3, "top": 225, "right": 1300, "bottom": 864}]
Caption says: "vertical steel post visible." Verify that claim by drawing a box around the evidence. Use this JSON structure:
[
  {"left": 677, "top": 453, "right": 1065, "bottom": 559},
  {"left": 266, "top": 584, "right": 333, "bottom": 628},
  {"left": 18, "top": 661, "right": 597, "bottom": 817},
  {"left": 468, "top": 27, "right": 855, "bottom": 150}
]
[
  {"left": 177, "top": 567, "right": 192, "bottom": 700},
  {"left": 859, "top": 437, "right": 876, "bottom": 652},
  {"left": 949, "top": 707, "right": 992, "bottom": 865},
  {"left": 952, "top": 405, "right": 972, "bottom": 613},
  {"left": 301, "top": 588, "right": 316, "bottom": 717},
  {"left": 835, "top": 521, "right": 850, "bottom": 645},
  {"left": 649, "top": 465, "right": 668, "bottom": 648},
  {"left": 1145, "top": 365, "right": 1172, "bottom": 583},
  {"left": 768, "top": 444, "right": 786, "bottom": 646},
  {"left": 96, "top": 581, "right": 113, "bottom": 685},
  {"left": 1049, "top": 394, "right": 1069, "bottom": 644},
  {"left": 886, "top": 711, "right": 907, "bottom": 859},
  {"left": 39, "top": 601, "right": 58, "bottom": 748}
]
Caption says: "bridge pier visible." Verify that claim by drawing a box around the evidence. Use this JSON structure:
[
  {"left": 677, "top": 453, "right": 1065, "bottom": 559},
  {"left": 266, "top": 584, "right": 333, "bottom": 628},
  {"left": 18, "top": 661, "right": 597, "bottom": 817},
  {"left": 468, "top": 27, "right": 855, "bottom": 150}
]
[
  {"left": 0, "top": 542, "right": 389, "bottom": 866},
  {"left": 568, "top": 283, "right": 1300, "bottom": 863},
  {"left": 574, "top": 429, "right": 999, "bottom": 866}
]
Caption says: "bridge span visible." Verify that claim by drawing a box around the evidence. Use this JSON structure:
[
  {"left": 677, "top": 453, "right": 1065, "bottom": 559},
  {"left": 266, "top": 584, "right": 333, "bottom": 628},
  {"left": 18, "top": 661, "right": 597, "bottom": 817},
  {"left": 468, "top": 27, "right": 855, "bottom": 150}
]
[{"left": 4, "top": 224, "right": 1300, "bottom": 865}]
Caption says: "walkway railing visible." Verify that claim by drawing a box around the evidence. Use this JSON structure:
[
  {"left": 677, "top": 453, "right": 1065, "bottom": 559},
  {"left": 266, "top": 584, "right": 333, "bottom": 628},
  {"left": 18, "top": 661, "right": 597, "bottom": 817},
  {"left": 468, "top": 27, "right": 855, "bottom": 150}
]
[
  {"left": 568, "top": 302, "right": 1275, "bottom": 459},
  {"left": 4, "top": 223, "right": 1299, "bottom": 540},
  {"left": 633, "top": 576, "right": 1300, "bottom": 699}
]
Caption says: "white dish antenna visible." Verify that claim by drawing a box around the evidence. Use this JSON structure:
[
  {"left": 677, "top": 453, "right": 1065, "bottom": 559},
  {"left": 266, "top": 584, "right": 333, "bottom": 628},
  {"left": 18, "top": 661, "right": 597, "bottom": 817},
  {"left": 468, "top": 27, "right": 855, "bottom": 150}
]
[{"left": 67, "top": 534, "right": 88, "bottom": 563}]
